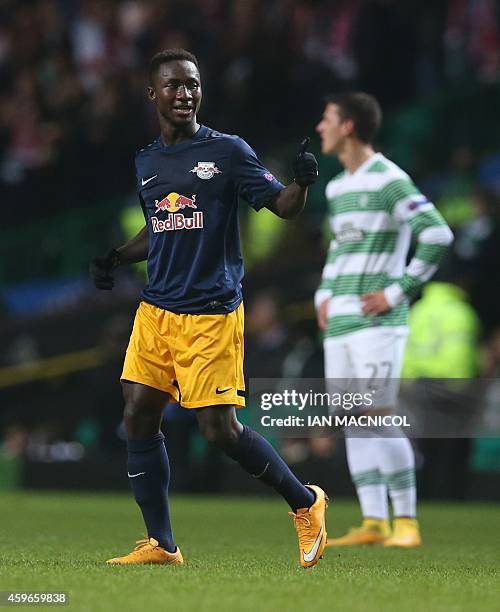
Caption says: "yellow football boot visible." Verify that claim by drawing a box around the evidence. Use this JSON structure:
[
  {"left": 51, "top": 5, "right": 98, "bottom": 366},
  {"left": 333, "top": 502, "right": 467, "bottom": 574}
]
[
  {"left": 383, "top": 518, "right": 422, "bottom": 548},
  {"left": 326, "top": 518, "right": 391, "bottom": 546},
  {"left": 289, "top": 484, "right": 328, "bottom": 568},
  {"left": 106, "top": 537, "right": 184, "bottom": 565}
]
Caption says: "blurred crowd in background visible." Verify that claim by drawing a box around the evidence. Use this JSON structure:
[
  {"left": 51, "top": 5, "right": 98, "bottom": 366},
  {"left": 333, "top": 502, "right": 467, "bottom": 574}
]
[
  {"left": 1, "top": 0, "right": 500, "bottom": 498},
  {"left": 1, "top": 0, "right": 500, "bottom": 215}
]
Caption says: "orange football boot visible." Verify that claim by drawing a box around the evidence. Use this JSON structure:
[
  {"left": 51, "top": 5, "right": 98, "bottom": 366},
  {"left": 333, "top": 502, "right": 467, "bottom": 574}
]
[
  {"left": 289, "top": 484, "right": 328, "bottom": 568},
  {"left": 327, "top": 518, "right": 391, "bottom": 546},
  {"left": 106, "top": 537, "right": 184, "bottom": 565},
  {"left": 383, "top": 518, "right": 422, "bottom": 548}
]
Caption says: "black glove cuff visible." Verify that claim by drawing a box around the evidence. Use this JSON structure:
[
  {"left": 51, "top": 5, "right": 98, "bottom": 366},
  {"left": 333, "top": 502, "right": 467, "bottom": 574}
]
[{"left": 107, "top": 248, "right": 121, "bottom": 270}]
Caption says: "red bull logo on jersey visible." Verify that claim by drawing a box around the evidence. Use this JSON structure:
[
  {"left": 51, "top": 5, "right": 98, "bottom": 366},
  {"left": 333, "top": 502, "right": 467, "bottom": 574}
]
[
  {"left": 152, "top": 191, "right": 202, "bottom": 232},
  {"left": 154, "top": 192, "right": 197, "bottom": 213},
  {"left": 151, "top": 212, "right": 203, "bottom": 233}
]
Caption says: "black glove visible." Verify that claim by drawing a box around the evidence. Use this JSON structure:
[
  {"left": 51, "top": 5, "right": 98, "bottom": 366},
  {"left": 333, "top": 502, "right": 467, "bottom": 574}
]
[
  {"left": 89, "top": 248, "right": 121, "bottom": 290},
  {"left": 292, "top": 137, "right": 318, "bottom": 187}
]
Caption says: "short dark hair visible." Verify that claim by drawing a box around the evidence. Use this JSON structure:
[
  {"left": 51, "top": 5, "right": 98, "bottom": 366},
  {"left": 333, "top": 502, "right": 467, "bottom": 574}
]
[
  {"left": 149, "top": 49, "right": 200, "bottom": 85},
  {"left": 325, "top": 92, "right": 382, "bottom": 144}
]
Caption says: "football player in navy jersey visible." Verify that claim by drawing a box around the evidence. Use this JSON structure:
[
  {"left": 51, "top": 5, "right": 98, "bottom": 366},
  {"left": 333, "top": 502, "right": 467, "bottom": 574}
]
[{"left": 90, "top": 48, "right": 327, "bottom": 568}]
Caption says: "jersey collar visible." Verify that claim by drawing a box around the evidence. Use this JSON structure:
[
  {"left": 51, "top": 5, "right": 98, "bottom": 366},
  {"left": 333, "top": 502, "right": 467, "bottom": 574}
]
[
  {"left": 348, "top": 151, "right": 382, "bottom": 177},
  {"left": 157, "top": 125, "right": 208, "bottom": 152}
]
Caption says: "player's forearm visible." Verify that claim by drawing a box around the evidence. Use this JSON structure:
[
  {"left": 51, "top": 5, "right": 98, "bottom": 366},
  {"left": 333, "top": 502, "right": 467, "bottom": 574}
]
[
  {"left": 384, "top": 226, "right": 454, "bottom": 306},
  {"left": 268, "top": 183, "right": 307, "bottom": 219},
  {"left": 116, "top": 225, "right": 149, "bottom": 265},
  {"left": 383, "top": 205, "right": 454, "bottom": 307}
]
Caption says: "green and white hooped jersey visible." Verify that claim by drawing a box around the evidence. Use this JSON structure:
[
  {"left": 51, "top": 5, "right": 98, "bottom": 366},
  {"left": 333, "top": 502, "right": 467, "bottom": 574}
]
[{"left": 315, "top": 153, "right": 453, "bottom": 338}]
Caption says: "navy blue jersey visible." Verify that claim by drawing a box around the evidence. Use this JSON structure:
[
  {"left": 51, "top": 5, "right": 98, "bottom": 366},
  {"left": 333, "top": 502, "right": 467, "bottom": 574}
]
[{"left": 135, "top": 125, "right": 284, "bottom": 314}]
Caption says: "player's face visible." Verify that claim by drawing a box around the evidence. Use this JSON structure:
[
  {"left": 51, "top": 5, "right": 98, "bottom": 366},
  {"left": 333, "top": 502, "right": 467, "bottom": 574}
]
[
  {"left": 316, "top": 103, "right": 352, "bottom": 155},
  {"left": 149, "top": 60, "right": 202, "bottom": 126}
]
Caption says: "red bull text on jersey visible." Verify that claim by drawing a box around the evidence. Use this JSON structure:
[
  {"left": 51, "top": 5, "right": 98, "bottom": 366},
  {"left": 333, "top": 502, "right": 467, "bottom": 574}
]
[{"left": 135, "top": 125, "right": 284, "bottom": 314}]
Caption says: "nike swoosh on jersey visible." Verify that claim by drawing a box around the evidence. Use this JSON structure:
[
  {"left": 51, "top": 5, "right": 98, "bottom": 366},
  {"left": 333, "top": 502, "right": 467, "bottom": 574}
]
[
  {"left": 127, "top": 471, "right": 146, "bottom": 478},
  {"left": 216, "top": 387, "right": 232, "bottom": 394},
  {"left": 141, "top": 175, "right": 158, "bottom": 186},
  {"left": 302, "top": 523, "right": 324, "bottom": 563}
]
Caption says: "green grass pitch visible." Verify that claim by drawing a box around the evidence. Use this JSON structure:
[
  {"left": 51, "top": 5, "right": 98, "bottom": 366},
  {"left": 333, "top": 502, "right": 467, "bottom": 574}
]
[{"left": 0, "top": 493, "right": 499, "bottom": 611}]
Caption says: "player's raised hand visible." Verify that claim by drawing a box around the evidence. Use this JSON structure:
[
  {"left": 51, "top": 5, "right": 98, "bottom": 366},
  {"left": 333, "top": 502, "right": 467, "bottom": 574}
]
[
  {"left": 292, "top": 137, "right": 319, "bottom": 187},
  {"left": 89, "top": 248, "right": 121, "bottom": 290}
]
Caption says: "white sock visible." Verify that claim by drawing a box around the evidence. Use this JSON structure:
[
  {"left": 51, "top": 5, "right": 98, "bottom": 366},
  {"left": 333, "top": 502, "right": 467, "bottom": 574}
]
[
  {"left": 345, "top": 435, "right": 389, "bottom": 520},
  {"left": 372, "top": 429, "right": 417, "bottom": 518}
]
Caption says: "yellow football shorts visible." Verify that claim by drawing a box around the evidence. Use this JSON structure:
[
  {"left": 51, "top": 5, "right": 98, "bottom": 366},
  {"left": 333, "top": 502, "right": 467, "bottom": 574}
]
[{"left": 121, "top": 301, "right": 245, "bottom": 408}]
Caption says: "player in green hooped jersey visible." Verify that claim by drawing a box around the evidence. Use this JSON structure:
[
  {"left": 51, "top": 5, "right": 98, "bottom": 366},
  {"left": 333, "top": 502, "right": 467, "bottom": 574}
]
[{"left": 315, "top": 93, "right": 453, "bottom": 548}]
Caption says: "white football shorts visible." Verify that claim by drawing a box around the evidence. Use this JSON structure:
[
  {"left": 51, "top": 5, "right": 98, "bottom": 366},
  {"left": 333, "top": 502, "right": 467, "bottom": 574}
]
[{"left": 324, "top": 326, "right": 408, "bottom": 410}]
